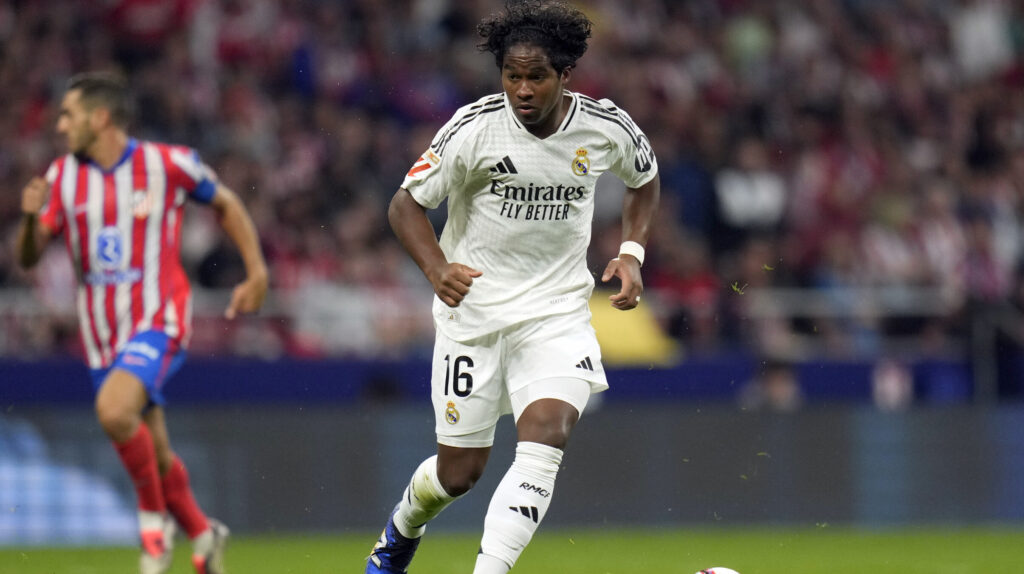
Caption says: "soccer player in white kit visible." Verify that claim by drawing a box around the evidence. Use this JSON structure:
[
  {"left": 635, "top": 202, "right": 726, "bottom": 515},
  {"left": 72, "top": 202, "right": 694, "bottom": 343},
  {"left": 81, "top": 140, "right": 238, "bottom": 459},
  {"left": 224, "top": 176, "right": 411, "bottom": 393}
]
[{"left": 366, "top": 2, "right": 659, "bottom": 573}]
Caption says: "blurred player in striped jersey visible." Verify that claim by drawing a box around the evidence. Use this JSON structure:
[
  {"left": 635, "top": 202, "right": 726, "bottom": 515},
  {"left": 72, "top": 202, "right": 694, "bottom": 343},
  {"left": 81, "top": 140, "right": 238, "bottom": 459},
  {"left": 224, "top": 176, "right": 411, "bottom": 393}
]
[
  {"left": 16, "top": 71, "right": 268, "bottom": 574},
  {"left": 366, "top": 2, "right": 659, "bottom": 573}
]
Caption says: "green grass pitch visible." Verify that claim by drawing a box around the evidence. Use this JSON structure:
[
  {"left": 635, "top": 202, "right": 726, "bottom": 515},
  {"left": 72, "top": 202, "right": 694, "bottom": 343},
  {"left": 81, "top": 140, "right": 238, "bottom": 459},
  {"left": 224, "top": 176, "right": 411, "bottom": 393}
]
[{"left": 1, "top": 526, "right": 1020, "bottom": 573}]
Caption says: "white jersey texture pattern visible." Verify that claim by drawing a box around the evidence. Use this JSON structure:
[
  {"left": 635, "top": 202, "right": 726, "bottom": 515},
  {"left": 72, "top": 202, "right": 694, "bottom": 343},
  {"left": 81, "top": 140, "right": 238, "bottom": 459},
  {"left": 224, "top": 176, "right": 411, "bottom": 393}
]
[{"left": 402, "top": 91, "right": 658, "bottom": 341}]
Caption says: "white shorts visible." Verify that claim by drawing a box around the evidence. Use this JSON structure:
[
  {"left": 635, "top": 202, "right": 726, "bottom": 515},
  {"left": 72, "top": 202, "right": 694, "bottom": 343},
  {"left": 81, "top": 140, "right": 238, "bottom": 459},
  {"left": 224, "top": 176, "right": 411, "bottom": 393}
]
[{"left": 431, "top": 311, "right": 608, "bottom": 448}]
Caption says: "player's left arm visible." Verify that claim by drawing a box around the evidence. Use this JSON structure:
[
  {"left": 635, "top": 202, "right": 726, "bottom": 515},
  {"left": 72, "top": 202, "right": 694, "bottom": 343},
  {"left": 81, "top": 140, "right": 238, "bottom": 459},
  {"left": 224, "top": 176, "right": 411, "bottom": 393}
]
[
  {"left": 16, "top": 177, "right": 54, "bottom": 269},
  {"left": 209, "top": 184, "right": 269, "bottom": 319},
  {"left": 601, "top": 174, "right": 660, "bottom": 310}
]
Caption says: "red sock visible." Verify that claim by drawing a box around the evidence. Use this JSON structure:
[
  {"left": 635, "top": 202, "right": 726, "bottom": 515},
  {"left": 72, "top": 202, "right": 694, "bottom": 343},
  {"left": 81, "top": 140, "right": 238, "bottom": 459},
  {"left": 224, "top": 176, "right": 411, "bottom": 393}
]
[
  {"left": 162, "top": 456, "right": 210, "bottom": 539},
  {"left": 113, "top": 424, "right": 165, "bottom": 513}
]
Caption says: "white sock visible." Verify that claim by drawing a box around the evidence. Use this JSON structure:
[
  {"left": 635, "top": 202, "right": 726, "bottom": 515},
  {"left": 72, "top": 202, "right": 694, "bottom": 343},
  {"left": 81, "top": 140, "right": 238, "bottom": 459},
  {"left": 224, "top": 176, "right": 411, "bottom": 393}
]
[
  {"left": 191, "top": 527, "right": 213, "bottom": 557},
  {"left": 474, "top": 442, "right": 563, "bottom": 573},
  {"left": 474, "top": 553, "right": 511, "bottom": 574},
  {"left": 393, "top": 455, "right": 457, "bottom": 539},
  {"left": 138, "top": 510, "right": 164, "bottom": 532}
]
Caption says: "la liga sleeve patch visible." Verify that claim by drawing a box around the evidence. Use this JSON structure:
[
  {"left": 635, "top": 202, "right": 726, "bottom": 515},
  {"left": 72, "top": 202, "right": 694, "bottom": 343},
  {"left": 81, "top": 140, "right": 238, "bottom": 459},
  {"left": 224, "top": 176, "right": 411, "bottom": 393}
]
[{"left": 407, "top": 149, "right": 441, "bottom": 179}]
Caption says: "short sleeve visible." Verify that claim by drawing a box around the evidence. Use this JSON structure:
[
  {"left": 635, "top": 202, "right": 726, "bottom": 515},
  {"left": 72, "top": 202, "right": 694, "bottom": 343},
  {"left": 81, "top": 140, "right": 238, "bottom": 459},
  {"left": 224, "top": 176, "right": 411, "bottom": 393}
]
[
  {"left": 604, "top": 102, "right": 658, "bottom": 189},
  {"left": 401, "top": 118, "right": 469, "bottom": 209},
  {"left": 168, "top": 146, "right": 217, "bottom": 203}
]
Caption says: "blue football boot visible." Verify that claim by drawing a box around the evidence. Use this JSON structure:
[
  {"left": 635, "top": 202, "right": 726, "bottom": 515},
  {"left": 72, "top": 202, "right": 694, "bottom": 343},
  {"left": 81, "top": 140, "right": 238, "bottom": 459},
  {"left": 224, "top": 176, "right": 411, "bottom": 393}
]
[{"left": 366, "top": 505, "right": 421, "bottom": 573}]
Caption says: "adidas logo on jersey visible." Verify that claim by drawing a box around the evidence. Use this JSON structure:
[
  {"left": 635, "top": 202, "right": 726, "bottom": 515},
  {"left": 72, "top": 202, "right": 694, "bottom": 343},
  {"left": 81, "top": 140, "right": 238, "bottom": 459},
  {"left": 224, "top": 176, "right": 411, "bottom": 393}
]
[
  {"left": 509, "top": 506, "right": 539, "bottom": 523},
  {"left": 489, "top": 155, "right": 518, "bottom": 174},
  {"left": 487, "top": 154, "right": 587, "bottom": 221},
  {"left": 575, "top": 356, "right": 595, "bottom": 371}
]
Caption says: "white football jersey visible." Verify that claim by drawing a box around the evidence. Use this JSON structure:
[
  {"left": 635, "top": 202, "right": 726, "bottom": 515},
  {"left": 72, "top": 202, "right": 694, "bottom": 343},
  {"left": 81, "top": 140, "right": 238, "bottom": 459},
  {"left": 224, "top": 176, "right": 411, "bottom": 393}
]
[{"left": 402, "top": 90, "right": 658, "bottom": 341}]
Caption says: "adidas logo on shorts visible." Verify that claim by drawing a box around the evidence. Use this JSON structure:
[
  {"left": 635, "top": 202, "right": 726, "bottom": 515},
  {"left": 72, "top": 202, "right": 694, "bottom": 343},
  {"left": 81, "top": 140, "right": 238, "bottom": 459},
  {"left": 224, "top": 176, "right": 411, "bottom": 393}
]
[{"left": 575, "top": 356, "right": 594, "bottom": 371}]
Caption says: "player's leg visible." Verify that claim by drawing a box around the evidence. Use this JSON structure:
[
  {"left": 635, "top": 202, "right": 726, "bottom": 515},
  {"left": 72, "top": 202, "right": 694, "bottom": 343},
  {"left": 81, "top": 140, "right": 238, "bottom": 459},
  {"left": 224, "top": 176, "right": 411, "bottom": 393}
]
[
  {"left": 367, "top": 330, "right": 504, "bottom": 574},
  {"left": 95, "top": 368, "right": 174, "bottom": 574},
  {"left": 95, "top": 330, "right": 191, "bottom": 574},
  {"left": 513, "top": 397, "right": 580, "bottom": 448},
  {"left": 474, "top": 312, "right": 607, "bottom": 573},
  {"left": 395, "top": 444, "right": 490, "bottom": 539},
  {"left": 473, "top": 382, "right": 589, "bottom": 574},
  {"left": 145, "top": 407, "right": 228, "bottom": 574},
  {"left": 368, "top": 444, "right": 491, "bottom": 574}
]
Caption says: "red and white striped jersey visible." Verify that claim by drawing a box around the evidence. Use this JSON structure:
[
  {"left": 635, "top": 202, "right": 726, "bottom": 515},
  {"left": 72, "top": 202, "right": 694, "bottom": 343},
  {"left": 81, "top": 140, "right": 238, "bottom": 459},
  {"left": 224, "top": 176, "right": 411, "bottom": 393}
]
[{"left": 38, "top": 139, "right": 217, "bottom": 368}]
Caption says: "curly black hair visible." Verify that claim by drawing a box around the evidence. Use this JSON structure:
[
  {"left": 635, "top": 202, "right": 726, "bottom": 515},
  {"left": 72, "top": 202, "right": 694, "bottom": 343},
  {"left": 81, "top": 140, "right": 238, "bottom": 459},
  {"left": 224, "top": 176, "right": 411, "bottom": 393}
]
[{"left": 477, "top": 0, "right": 592, "bottom": 74}]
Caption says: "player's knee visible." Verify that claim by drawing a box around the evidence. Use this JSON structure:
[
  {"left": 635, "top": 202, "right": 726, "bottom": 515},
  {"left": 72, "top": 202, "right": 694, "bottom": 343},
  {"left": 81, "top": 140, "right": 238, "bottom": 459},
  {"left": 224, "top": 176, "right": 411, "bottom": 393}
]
[
  {"left": 94, "top": 400, "right": 138, "bottom": 441},
  {"left": 439, "top": 474, "right": 477, "bottom": 497},
  {"left": 437, "top": 463, "right": 486, "bottom": 497},
  {"left": 517, "top": 416, "right": 574, "bottom": 449},
  {"left": 523, "top": 427, "right": 571, "bottom": 450},
  {"left": 516, "top": 400, "right": 579, "bottom": 449}
]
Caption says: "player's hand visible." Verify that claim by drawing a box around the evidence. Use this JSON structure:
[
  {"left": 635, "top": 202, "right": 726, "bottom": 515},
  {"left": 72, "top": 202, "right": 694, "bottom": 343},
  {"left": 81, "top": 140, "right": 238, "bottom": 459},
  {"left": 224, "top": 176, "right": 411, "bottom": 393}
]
[
  {"left": 601, "top": 255, "right": 643, "bottom": 311},
  {"left": 225, "top": 271, "right": 269, "bottom": 319},
  {"left": 430, "top": 262, "right": 482, "bottom": 308},
  {"left": 21, "top": 177, "right": 49, "bottom": 215}
]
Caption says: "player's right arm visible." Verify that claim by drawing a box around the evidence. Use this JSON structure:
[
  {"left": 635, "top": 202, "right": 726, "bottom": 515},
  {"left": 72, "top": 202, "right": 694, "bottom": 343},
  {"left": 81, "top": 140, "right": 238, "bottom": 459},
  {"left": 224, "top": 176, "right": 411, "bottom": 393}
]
[
  {"left": 209, "top": 183, "right": 269, "bottom": 319},
  {"left": 394, "top": 97, "right": 496, "bottom": 307},
  {"left": 16, "top": 176, "right": 54, "bottom": 269},
  {"left": 388, "top": 187, "right": 481, "bottom": 308}
]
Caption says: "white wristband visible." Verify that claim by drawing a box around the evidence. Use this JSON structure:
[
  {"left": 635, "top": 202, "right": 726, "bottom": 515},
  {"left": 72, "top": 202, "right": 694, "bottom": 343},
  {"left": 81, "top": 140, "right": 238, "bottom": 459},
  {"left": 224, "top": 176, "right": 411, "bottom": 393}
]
[{"left": 618, "top": 241, "right": 645, "bottom": 266}]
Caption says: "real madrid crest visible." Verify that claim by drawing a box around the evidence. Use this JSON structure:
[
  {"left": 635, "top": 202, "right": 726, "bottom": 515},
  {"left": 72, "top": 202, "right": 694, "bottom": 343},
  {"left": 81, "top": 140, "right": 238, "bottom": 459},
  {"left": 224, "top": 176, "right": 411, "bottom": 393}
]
[
  {"left": 445, "top": 401, "right": 460, "bottom": 425},
  {"left": 572, "top": 148, "right": 590, "bottom": 176}
]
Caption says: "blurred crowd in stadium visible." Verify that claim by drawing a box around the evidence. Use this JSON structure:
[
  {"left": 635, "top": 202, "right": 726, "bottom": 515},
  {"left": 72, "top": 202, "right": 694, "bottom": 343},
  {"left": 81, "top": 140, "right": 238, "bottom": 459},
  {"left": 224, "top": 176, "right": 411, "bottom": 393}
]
[{"left": 2, "top": 0, "right": 1024, "bottom": 365}]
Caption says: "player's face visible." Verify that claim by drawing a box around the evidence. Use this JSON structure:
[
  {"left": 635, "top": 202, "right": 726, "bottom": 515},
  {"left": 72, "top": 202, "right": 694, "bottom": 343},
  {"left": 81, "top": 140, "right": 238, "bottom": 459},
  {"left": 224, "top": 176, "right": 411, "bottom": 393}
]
[
  {"left": 56, "top": 89, "right": 98, "bottom": 155},
  {"left": 501, "top": 43, "right": 570, "bottom": 138}
]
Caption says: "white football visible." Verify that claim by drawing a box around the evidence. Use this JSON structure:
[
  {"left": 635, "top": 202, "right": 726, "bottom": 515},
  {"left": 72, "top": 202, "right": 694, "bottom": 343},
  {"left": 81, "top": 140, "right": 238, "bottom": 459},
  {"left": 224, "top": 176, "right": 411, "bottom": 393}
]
[{"left": 696, "top": 569, "right": 741, "bottom": 574}]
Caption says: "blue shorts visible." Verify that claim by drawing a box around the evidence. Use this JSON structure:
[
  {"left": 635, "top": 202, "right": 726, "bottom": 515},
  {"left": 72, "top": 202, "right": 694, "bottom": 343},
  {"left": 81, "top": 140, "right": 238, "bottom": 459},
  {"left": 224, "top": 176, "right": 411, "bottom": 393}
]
[{"left": 89, "top": 330, "right": 187, "bottom": 407}]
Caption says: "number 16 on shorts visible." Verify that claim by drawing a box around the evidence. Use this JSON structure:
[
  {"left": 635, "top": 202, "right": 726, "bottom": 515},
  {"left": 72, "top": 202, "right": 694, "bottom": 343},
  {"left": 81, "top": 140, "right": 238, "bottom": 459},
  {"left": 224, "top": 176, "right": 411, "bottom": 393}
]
[
  {"left": 443, "top": 354, "right": 474, "bottom": 397},
  {"left": 433, "top": 351, "right": 472, "bottom": 429},
  {"left": 431, "top": 331, "right": 508, "bottom": 436}
]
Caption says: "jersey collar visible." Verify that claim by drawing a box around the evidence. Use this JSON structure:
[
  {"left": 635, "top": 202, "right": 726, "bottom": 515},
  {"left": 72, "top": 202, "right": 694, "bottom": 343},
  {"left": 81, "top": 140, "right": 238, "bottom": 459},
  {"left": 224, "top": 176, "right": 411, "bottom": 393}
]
[
  {"left": 85, "top": 137, "right": 138, "bottom": 173},
  {"left": 505, "top": 90, "right": 579, "bottom": 137}
]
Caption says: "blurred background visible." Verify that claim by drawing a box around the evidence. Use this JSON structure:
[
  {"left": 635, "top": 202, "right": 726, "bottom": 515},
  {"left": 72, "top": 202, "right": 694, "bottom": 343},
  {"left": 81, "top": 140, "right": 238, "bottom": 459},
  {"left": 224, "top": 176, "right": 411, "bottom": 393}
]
[{"left": 2, "top": 0, "right": 1024, "bottom": 548}]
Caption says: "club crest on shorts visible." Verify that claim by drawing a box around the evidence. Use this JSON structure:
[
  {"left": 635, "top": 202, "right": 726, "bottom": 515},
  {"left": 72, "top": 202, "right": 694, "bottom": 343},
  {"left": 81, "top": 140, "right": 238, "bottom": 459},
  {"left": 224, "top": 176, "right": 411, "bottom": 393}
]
[
  {"left": 445, "top": 401, "right": 460, "bottom": 424},
  {"left": 572, "top": 148, "right": 589, "bottom": 176}
]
